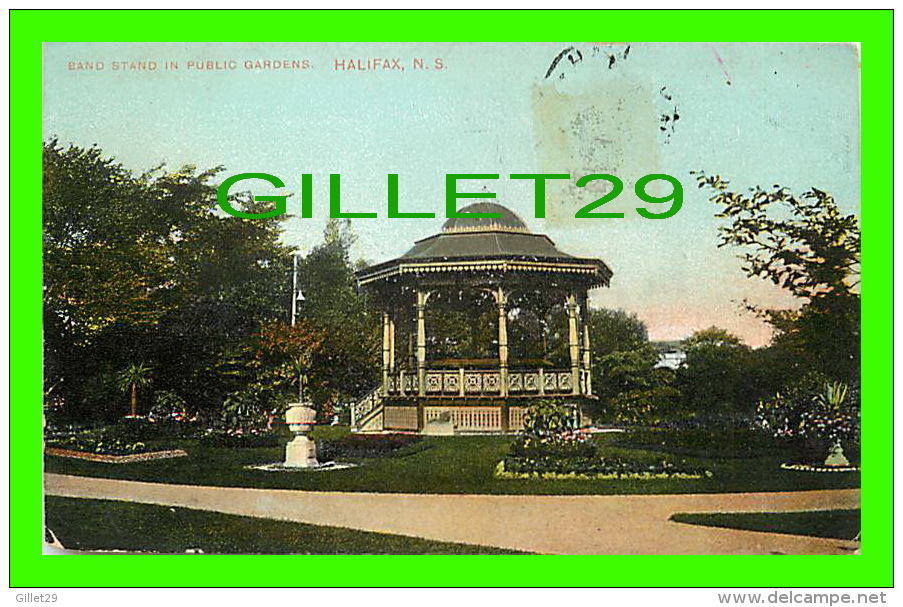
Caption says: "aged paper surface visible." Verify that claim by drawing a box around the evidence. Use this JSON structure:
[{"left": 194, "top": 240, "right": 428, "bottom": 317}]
[{"left": 43, "top": 42, "right": 861, "bottom": 555}]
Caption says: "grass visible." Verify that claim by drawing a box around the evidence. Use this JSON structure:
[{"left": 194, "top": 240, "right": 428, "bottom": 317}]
[
  {"left": 45, "top": 496, "right": 525, "bottom": 554},
  {"left": 670, "top": 509, "right": 861, "bottom": 540},
  {"left": 44, "top": 429, "right": 861, "bottom": 495}
]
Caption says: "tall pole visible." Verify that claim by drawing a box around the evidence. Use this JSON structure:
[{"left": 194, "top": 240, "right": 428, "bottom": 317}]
[
  {"left": 291, "top": 253, "right": 303, "bottom": 402},
  {"left": 291, "top": 254, "right": 298, "bottom": 327}
]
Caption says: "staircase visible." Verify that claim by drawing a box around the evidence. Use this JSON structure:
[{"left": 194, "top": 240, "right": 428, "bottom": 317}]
[{"left": 350, "top": 387, "right": 384, "bottom": 433}]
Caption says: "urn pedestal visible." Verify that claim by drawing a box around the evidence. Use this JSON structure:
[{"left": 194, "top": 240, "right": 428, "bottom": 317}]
[{"left": 284, "top": 402, "right": 319, "bottom": 468}]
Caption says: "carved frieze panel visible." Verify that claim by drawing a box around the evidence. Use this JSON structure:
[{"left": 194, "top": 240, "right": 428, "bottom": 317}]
[
  {"left": 426, "top": 373, "right": 442, "bottom": 393},
  {"left": 557, "top": 372, "right": 572, "bottom": 391},
  {"left": 444, "top": 372, "right": 460, "bottom": 393},
  {"left": 508, "top": 372, "right": 523, "bottom": 392}
]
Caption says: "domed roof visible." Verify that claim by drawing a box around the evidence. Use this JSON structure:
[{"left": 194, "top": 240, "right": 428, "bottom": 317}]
[
  {"left": 357, "top": 202, "right": 612, "bottom": 289},
  {"left": 442, "top": 202, "right": 530, "bottom": 233}
]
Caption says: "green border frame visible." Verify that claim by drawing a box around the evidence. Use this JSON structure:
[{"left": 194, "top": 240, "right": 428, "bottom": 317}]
[{"left": 11, "top": 9, "right": 892, "bottom": 588}]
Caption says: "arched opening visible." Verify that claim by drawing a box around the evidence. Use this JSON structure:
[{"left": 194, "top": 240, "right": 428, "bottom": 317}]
[{"left": 424, "top": 286, "right": 496, "bottom": 366}]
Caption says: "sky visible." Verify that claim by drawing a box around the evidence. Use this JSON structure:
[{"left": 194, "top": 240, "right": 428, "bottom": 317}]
[{"left": 43, "top": 42, "right": 860, "bottom": 347}]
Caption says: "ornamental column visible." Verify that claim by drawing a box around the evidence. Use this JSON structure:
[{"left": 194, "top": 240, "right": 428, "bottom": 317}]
[
  {"left": 388, "top": 314, "right": 396, "bottom": 372},
  {"left": 495, "top": 286, "right": 509, "bottom": 398},
  {"left": 566, "top": 293, "right": 580, "bottom": 396},
  {"left": 415, "top": 290, "right": 428, "bottom": 397},
  {"left": 381, "top": 312, "right": 391, "bottom": 396},
  {"left": 580, "top": 292, "right": 592, "bottom": 396}
]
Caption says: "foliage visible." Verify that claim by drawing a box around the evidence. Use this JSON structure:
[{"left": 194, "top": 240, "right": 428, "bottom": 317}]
[
  {"left": 112, "top": 414, "right": 200, "bottom": 441},
  {"left": 245, "top": 319, "right": 325, "bottom": 410},
  {"left": 46, "top": 433, "right": 151, "bottom": 456},
  {"left": 512, "top": 402, "right": 592, "bottom": 459},
  {"left": 597, "top": 346, "right": 681, "bottom": 424},
  {"left": 800, "top": 381, "right": 859, "bottom": 445},
  {"left": 755, "top": 374, "right": 859, "bottom": 449},
  {"left": 294, "top": 219, "right": 380, "bottom": 418},
  {"left": 675, "top": 327, "right": 771, "bottom": 425},
  {"left": 115, "top": 363, "right": 152, "bottom": 417},
  {"left": 522, "top": 401, "right": 579, "bottom": 438},
  {"left": 149, "top": 390, "right": 188, "bottom": 421},
  {"left": 695, "top": 172, "right": 860, "bottom": 382},
  {"left": 695, "top": 172, "right": 860, "bottom": 300},
  {"left": 221, "top": 385, "right": 272, "bottom": 431},
  {"left": 587, "top": 308, "right": 649, "bottom": 358},
  {"left": 43, "top": 140, "right": 295, "bottom": 422}
]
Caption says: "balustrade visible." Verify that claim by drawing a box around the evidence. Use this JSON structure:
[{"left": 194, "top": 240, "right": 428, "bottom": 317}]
[{"left": 384, "top": 367, "right": 586, "bottom": 397}]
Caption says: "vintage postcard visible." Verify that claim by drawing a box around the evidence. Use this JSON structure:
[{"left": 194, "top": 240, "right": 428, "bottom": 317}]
[{"left": 42, "top": 41, "right": 862, "bottom": 558}]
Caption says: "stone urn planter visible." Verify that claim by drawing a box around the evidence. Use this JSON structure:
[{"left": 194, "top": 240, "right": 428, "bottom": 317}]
[
  {"left": 284, "top": 402, "right": 319, "bottom": 468},
  {"left": 824, "top": 440, "right": 851, "bottom": 467}
]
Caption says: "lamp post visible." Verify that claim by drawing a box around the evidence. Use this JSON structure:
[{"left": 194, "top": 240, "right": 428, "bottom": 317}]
[
  {"left": 291, "top": 254, "right": 307, "bottom": 401},
  {"left": 285, "top": 253, "right": 318, "bottom": 468}
]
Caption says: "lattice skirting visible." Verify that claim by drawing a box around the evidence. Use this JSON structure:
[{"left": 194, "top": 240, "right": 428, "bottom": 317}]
[{"left": 381, "top": 405, "right": 528, "bottom": 433}]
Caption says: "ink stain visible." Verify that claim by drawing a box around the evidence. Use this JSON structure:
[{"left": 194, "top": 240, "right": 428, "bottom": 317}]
[
  {"left": 544, "top": 46, "right": 583, "bottom": 80},
  {"left": 545, "top": 43, "right": 631, "bottom": 80},
  {"left": 658, "top": 86, "right": 680, "bottom": 144}
]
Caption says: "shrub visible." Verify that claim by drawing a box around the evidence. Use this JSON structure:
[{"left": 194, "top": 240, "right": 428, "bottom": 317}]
[
  {"left": 755, "top": 373, "right": 859, "bottom": 447},
  {"left": 514, "top": 401, "right": 592, "bottom": 456},
  {"left": 522, "top": 401, "right": 579, "bottom": 438},
  {"left": 111, "top": 415, "right": 201, "bottom": 441}
]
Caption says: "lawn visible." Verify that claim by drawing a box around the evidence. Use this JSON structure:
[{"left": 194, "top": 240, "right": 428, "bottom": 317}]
[
  {"left": 45, "top": 496, "right": 524, "bottom": 554},
  {"left": 670, "top": 509, "right": 861, "bottom": 541},
  {"left": 44, "top": 429, "right": 861, "bottom": 495}
]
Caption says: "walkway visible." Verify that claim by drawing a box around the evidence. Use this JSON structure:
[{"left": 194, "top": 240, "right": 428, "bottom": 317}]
[{"left": 45, "top": 473, "right": 860, "bottom": 555}]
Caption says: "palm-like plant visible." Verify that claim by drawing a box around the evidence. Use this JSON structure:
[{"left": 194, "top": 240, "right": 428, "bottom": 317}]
[
  {"left": 809, "top": 381, "right": 855, "bottom": 466},
  {"left": 116, "top": 363, "right": 152, "bottom": 417}
]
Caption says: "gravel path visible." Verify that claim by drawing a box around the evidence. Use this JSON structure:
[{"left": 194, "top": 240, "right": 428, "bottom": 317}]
[{"left": 44, "top": 473, "right": 860, "bottom": 555}]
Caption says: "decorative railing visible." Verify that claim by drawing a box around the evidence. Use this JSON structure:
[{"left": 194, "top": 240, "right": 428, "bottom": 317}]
[
  {"left": 350, "top": 387, "right": 383, "bottom": 430},
  {"left": 384, "top": 367, "right": 587, "bottom": 397}
]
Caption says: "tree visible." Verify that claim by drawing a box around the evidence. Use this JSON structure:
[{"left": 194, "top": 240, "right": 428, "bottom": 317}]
[
  {"left": 294, "top": 220, "right": 380, "bottom": 417},
  {"left": 695, "top": 172, "right": 860, "bottom": 382},
  {"left": 587, "top": 308, "right": 648, "bottom": 358},
  {"left": 116, "top": 363, "right": 152, "bottom": 417},
  {"left": 676, "top": 327, "right": 765, "bottom": 425},
  {"left": 597, "top": 346, "right": 680, "bottom": 425},
  {"left": 251, "top": 319, "right": 325, "bottom": 400},
  {"left": 43, "top": 140, "right": 294, "bottom": 421}
]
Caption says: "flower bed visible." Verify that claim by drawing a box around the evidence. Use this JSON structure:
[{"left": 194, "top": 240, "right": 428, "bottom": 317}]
[
  {"left": 45, "top": 436, "right": 158, "bottom": 456},
  {"left": 780, "top": 462, "right": 860, "bottom": 473},
  {"left": 45, "top": 447, "right": 188, "bottom": 464},
  {"left": 495, "top": 457, "right": 712, "bottom": 480}
]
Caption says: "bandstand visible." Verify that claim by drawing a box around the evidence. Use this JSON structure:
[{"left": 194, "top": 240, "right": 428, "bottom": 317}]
[{"left": 351, "top": 203, "right": 612, "bottom": 434}]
